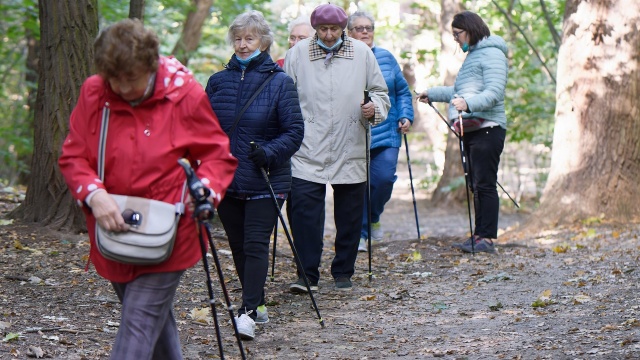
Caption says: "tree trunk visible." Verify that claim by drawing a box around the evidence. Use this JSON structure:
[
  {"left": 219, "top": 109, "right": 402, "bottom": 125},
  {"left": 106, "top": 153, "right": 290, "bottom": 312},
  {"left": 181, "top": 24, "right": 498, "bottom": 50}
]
[
  {"left": 534, "top": 0, "right": 640, "bottom": 225},
  {"left": 430, "top": 0, "right": 466, "bottom": 206},
  {"left": 9, "top": 0, "right": 98, "bottom": 231},
  {"left": 129, "top": 0, "right": 145, "bottom": 20},
  {"left": 171, "top": 0, "right": 213, "bottom": 65},
  {"left": 19, "top": 11, "right": 40, "bottom": 186}
]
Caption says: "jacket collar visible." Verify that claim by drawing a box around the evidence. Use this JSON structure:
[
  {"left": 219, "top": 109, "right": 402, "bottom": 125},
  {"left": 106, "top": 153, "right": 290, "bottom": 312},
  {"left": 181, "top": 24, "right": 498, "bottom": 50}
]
[
  {"left": 308, "top": 33, "right": 354, "bottom": 62},
  {"left": 226, "top": 51, "right": 281, "bottom": 73}
]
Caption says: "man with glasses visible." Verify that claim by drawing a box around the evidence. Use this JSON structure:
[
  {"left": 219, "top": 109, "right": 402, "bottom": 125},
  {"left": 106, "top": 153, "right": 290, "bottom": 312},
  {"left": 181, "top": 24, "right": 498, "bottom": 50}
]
[
  {"left": 348, "top": 11, "right": 414, "bottom": 252},
  {"left": 276, "top": 16, "right": 315, "bottom": 68},
  {"left": 283, "top": 3, "right": 390, "bottom": 292}
]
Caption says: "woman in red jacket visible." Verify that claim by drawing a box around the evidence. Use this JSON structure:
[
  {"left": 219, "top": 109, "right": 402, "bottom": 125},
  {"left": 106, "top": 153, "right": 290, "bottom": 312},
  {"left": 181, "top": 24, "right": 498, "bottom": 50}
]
[{"left": 58, "top": 19, "right": 237, "bottom": 359}]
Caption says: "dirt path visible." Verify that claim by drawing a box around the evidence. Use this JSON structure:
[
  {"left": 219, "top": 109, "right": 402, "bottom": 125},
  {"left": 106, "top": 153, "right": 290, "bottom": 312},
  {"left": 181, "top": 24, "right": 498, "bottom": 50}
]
[{"left": 1, "top": 159, "right": 639, "bottom": 359}]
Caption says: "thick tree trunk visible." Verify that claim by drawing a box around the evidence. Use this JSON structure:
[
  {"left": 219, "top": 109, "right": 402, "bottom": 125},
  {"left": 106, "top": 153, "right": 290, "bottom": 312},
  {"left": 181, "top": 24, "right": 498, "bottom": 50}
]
[
  {"left": 535, "top": 0, "right": 640, "bottom": 225},
  {"left": 9, "top": 0, "right": 98, "bottom": 231},
  {"left": 19, "top": 12, "right": 40, "bottom": 186},
  {"left": 171, "top": 0, "right": 213, "bottom": 65},
  {"left": 430, "top": 0, "right": 466, "bottom": 206},
  {"left": 129, "top": 0, "right": 145, "bottom": 20}
]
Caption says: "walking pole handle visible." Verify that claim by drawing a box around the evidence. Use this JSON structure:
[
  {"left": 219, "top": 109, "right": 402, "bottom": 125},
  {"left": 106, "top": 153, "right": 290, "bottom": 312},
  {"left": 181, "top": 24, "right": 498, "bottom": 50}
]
[{"left": 453, "top": 94, "right": 464, "bottom": 137}]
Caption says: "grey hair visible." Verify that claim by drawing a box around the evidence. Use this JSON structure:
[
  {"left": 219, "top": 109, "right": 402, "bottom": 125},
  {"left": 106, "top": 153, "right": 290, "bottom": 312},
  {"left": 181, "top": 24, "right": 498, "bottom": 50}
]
[
  {"left": 227, "top": 10, "right": 274, "bottom": 52},
  {"left": 287, "top": 16, "right": 315, "bottom": 35},
  {"left": 347, "top": 11, "right": 375, "bottom": 30}
]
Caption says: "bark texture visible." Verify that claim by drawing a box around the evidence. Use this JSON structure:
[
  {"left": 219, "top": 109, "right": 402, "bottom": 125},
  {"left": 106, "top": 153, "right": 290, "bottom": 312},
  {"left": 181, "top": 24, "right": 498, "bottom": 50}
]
[
  {"left": 129, "top": 0, "right": 145, "bottom": 20},
  {"left": 10, "top": 0, "right": 98, "bottom": 231},
  {"left": 536, "top": 0, "right": 640, "bottom": 225}
]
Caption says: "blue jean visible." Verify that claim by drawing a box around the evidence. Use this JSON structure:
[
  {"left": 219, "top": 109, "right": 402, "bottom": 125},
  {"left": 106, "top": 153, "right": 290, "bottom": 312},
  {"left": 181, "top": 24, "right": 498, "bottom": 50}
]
[
  {"left": 464, "top": 126, "right": 506, "bottom": 239},
  {"left": 217, "top": 196, "right": 282, "bottom": 319},
  {"left": 111, "top": 271, "right": 184, "bottom": 360},
  {"left": 289, "top": 178, "right": 366, "bottom": 284},
  {"left": 361, "top": 146, "right": 399, "bottom": 238}
]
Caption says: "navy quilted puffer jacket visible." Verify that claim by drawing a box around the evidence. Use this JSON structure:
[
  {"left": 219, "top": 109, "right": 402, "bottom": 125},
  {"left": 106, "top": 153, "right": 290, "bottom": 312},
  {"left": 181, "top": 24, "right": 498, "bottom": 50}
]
[{"left": 205, "top": 52, "right": 304, "bottom": 196}]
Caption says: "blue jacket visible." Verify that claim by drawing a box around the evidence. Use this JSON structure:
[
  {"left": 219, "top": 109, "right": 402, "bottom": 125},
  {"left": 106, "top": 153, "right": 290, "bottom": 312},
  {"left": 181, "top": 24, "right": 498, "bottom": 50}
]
[
  {"left": 370, "top": 47, "right": 414, "bottom": 149},
  {"left": 428, "top": 35, "right": 508, "bottom": 129},
  {"left": 205, "top": 52, "right": 304, "bottom": 196}
]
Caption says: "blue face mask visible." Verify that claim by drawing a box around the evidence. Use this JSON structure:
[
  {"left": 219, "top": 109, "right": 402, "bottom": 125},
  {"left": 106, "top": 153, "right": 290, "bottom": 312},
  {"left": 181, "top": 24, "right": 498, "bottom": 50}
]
[
  {"left": 236, "top": 48, "right": 262, "bottom": 68},
  {"left": 461, "top": 42, "right": 470, "bottom": 52},
  {"left": 317, "top": 37, "right": 343, "bottom": 52}
]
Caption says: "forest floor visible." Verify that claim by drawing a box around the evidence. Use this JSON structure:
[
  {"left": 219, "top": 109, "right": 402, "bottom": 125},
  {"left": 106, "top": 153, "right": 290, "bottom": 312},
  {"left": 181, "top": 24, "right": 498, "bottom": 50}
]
[{"left": 1, "top": 152, "right": 639, "bottom": 359}]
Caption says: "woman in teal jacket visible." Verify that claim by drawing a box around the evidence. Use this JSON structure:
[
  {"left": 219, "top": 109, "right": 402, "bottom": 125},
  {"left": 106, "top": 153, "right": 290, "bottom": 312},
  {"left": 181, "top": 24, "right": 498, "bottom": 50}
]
[
  {"left": 348, "top": 11, "right": 414, "bottom": 251},
  {"left": 418, "top": 11, "right": 508, "bottom": 253}
]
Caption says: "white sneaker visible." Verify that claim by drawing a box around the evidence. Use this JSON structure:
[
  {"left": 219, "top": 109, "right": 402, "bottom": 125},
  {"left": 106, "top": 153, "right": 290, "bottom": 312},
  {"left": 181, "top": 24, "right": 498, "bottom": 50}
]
[
  {"left": 358, "top": 238, "right": 367, "bottom": 252},
  {"left": 371, "top": 222, "right": 383, "bottom": 241},
  {"left": 234, "top": 313, "right": 256, "bottom": 340},
  {"left": 255, "top": 305, "right": 269, "bottom": 324}
]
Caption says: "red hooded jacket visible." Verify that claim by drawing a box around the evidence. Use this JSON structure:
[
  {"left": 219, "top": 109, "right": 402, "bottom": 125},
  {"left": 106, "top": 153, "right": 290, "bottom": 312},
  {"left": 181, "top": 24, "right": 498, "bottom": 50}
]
[{"left": 59, "top": 56, "right": 237, "bottom": 282}]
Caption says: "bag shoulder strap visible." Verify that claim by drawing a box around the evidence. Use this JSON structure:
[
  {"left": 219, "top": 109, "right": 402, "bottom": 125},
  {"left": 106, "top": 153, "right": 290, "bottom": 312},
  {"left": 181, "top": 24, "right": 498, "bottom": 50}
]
[
  {"left": 226, "top": 71, "right": 278, "bottom": 137},
  {"left": 98, "top": 105, "right": 187, "bottom": 207}
]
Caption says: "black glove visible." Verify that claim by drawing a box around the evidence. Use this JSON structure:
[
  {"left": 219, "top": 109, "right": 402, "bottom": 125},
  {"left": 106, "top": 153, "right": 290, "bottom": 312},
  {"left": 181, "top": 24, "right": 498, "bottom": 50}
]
[{"left": 248, "top": 145, "right": 268, "bottom": 169}]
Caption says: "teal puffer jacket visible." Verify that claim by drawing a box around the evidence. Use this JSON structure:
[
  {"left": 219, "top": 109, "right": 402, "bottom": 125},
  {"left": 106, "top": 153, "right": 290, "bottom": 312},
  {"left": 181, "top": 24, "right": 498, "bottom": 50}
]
[{"left": 428, "top": 35, "right": 508, "bottom": 129}]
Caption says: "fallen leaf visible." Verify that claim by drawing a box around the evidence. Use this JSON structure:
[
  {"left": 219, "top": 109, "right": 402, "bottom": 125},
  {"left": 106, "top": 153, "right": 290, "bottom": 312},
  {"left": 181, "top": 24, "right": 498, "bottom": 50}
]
[
  {"left": 572, "top": 294, "right": 591, "bottom": 304},
  {"left": 3, "top": 332, "right": 20, "bottom": 342},
  {"left": 27, "top": 346, "right": 44, "bottom": 358},
  {"left": 552, "top": 244, "right": 569, "bottom": 253},
  {"left": 189, "top": 307, "right": 211, "bottom": 324},
  {"left": 532, "top": 289, "right": 554, "bottom": 308}
]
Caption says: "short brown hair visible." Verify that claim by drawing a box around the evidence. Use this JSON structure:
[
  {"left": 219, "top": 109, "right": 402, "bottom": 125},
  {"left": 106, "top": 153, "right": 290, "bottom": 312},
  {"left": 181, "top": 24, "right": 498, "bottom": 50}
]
[
  {"left": 94, "top": 18, "right": 159, "bottom": 81},
  {"left": 452, "top": 11, "right": 490, "bottom": 46}
]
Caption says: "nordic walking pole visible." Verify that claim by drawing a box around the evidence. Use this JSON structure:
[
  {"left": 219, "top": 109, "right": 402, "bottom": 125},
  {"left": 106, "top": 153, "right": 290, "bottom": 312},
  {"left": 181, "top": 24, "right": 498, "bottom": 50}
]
[
  {"left": 420, "top": 96, "right": 519, "bottom": 209},
  {"left": 270, "top": 221, "right": 277, "bottom": 281},
  {"left": 202, "top": 222, "right": 250, "bottom": 356},
  {"left": 452, "top": 98, "right": 476, "bottom": 255},
  {"left": 194, "top": 224, "right": 226, "bottom": 359},
  {"left": 178, "top": 159, "right": 246, "bottom": 360},
  {"left": 364, "top": 91, "right": 373, "bottom": 281},
  {"left": 250, "top": 142, "right": 325, "bottom": 328},
  {"left": 400, "top": 119, "right": 421, "bottom": 239}
]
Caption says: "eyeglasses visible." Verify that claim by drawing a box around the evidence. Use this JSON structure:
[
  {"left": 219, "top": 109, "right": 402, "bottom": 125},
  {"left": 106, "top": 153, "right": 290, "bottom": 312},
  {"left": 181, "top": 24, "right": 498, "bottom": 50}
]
[
  {"left": 452, "top": 30, "right": 465, "bottom": 39},
  {"left": 352, "top": 26, "right": 374, "bottom": 33}
]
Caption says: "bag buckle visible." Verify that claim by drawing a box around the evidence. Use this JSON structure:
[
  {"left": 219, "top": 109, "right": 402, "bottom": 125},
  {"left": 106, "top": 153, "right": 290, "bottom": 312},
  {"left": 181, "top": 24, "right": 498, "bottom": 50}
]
[{"left": 122, "top": 209, "right": 143, "bottom": 227}]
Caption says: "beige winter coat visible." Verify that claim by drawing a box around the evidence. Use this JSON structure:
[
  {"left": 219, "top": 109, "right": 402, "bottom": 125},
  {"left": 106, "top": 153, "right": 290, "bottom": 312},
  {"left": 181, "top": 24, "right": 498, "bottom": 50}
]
[{"left": 284, "top": 35, "right": 390, "bottom": 184}]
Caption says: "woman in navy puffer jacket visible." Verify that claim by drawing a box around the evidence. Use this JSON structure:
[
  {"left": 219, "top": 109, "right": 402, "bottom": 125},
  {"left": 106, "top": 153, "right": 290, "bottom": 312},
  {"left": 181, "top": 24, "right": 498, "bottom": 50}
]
[{"left": 205, "top": 10, "right": 303, "bottom": 340}]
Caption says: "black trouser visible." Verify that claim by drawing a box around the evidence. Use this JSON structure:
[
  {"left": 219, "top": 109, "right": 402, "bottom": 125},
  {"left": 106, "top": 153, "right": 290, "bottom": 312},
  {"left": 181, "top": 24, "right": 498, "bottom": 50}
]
[
  {"left": 463, "top": 126, "right": 506, "bottom": 239},
  {"left": 289, "top": 177, "right": 366, "bottom": 284},
  {"left": 217, "top": 196, "right": 282, "bottom": 318}
]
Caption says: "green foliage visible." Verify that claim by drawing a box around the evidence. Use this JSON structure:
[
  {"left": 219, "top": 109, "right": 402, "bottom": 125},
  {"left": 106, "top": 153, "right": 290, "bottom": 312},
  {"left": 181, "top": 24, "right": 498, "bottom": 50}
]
[
  {"left": 476, "top": 0, "right": 565, "bottom": 146},
  {"left": 0, "top": 0, "right": 37, "bottom": 185}
]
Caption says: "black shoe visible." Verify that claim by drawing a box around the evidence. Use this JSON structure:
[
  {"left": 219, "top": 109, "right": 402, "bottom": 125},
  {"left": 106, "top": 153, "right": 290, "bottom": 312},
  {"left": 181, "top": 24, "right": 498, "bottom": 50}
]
[
  {"left": 289, "top": 278, "right": 318, "bottom": 293},
  {"left": 460, "top": 237, "right": 496, "bottom": 253},
  {"left": 334, "top": 277, "right": 352, "bottom": 291},
  {"left": 452, "top": 235, "right": 475, "bottom": 249}
]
